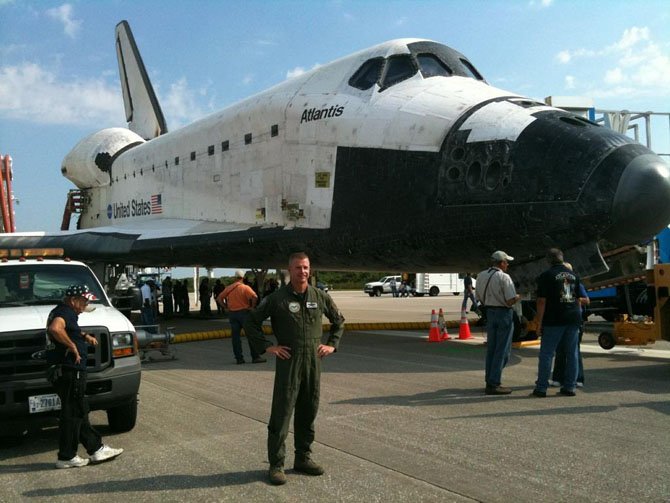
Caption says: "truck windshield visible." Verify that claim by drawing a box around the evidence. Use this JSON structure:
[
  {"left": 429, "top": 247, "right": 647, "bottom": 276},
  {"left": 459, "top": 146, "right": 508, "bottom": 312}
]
[{"left": 0, "top": 264, "right": 108, "bottom": 307}]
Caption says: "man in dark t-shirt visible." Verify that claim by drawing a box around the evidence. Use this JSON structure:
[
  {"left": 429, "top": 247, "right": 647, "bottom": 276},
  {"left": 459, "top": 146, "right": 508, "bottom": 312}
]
[
  {"left": 531, "top": 249, "right": 587, "bottom": 397},
  {"left": 47, "top": 284, "right": 124, "bottom": 469}
]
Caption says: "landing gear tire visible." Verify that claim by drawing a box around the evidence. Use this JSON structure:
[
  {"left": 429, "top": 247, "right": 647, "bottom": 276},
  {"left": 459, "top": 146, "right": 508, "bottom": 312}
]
[{"left": 598, "top": 332, "right": 616, "bottom": 350}]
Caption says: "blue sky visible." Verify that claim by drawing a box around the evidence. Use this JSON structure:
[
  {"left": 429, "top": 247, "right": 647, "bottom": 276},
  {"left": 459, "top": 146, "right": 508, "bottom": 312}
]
[{"left": 1, "top": 0, "right": 669, "bottom": 237}]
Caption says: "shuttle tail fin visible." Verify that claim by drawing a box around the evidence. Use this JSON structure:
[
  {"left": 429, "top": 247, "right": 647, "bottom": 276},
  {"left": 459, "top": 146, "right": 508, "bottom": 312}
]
[{"left": 115, "top": 20, "right": 168, "bottom": 140}]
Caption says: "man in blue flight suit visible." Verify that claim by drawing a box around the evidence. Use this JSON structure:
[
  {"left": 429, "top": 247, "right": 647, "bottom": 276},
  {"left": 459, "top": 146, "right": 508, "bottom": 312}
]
[{"left": 244, "top": 252, "right": 345, "bottom": 485}]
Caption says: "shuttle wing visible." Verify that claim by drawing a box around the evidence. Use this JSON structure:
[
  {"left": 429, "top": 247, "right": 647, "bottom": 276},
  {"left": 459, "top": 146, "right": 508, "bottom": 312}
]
[
  {"left": 115, "top": 20, "right": 167, "bottom": 140},
  {"left": 0, "top": 220, "right": 320, "bottom": 269}
]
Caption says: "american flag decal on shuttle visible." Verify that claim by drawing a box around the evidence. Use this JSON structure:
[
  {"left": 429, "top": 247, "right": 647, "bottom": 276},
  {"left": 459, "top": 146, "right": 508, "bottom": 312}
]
[{"left": 151, "top": 194, "right": 162, "bottom": 214}]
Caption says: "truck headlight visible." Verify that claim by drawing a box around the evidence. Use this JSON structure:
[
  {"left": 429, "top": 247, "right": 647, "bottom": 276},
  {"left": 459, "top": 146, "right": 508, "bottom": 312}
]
[{"left": 111, "top": 332, "right": 138, "bottom": 358}]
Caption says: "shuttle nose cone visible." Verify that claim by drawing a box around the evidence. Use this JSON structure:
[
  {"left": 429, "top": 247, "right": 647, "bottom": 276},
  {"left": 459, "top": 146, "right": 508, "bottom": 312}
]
[{"left": 605, "top": 154, "right": 670, "bottom": 244}]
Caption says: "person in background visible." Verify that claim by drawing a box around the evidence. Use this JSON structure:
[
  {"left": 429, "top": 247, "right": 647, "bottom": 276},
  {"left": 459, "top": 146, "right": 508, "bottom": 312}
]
[
  {"left": 217, "top": 270, "right": 264, "bottom": 364},
  {"left": 550, "top": 262, "right": 589, "bottom": 388},
  {"left": 476, "top": 251, "right": 521, "bottom": 395},
  {"left": 162, "top": 276, "right": 173, "bottom": 318},
  {"left": 212, "top": 279, "right": 224, "bottom": 315},
  {"left": 140, "top": 279, "right": 155, "bottom": 327},
  {"left": 390, "top": 276, "right": 398, "bottom": 298},
  {"left": 531, "top": 249, "right": 587, "bottom": 398},
  {"left": 199, "top": 277, "right": 212, "bottom": 317},
  {"left": 461, "top": 272, "right": 478, "bottom": 313}
]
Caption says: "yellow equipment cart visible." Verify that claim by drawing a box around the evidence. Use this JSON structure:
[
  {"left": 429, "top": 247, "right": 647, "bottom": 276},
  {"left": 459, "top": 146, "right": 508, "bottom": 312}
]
[{"left": 598, "top": 264, "right": 670, "bottom": 349}]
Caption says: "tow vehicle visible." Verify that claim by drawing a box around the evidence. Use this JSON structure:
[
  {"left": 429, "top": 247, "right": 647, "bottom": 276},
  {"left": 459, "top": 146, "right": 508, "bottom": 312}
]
[{"left": 0, "top": 248, "right": 141, "bottom": 435}]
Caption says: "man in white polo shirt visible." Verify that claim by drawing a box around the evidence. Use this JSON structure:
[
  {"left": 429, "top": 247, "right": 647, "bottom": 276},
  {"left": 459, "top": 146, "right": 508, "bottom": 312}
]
[{"left": 476, "top": 250, "right": 521, "bottom": 395}]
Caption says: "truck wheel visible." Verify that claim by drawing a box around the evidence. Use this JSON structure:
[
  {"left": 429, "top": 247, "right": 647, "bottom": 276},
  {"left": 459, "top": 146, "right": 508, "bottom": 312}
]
[
  {"left": 374, "top": 288, "right": 382, "bottom": 297},
  {"left": 453, "top": 292, "right": 460, "bottom": 296},
  {"left": 107, "top": 398, "right": 138, "bottom": 433},
  {"left": 368, "top": 292, "right": 375, "bottom": 297},
  {"left": 429, "top": 286, "right": 439, "bottom": 297},
  {"left": 598, "top": 332, "right": 616, "bottom": 350}
]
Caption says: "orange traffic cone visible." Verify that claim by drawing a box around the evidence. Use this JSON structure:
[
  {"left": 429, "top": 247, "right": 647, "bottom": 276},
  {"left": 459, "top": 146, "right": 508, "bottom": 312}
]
[
  {"left": 428, "top": 309, "right": 442, "bottom": 342},
  {"left": 458, "top": 308, "right": 472, "bottom": 340},
  {"left": 438, "top": 308, "right": 451, "bottom": 340}
]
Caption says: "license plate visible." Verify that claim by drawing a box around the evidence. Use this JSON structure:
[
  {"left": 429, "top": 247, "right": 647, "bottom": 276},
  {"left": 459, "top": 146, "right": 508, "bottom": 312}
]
[{"left": 28, "top": 393, "right": 61, "bottom": 414}]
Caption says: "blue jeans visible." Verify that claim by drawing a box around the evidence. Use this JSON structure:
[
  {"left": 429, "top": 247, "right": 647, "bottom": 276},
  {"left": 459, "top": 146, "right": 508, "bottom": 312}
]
[
  {"left": 485, "top": 307, "right": 514, "bottom": 387},
  {"left": 536, "top": 325, "right": 579, "bottom": 392},
  {"left": 552, "top": 327, "right": 584, "bottom": 384},
  {"left": 461, "top": 291, "right": 478, "bottom": 311},
  {"left": 141, "top": 304, "right": 156, "bottom": 332},
  {"left": 229, "top": 310, "right": 259, "bottom": 361}
]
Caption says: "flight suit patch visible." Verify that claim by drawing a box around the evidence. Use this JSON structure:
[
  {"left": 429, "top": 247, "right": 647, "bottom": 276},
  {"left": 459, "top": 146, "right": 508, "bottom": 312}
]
[
  {"left": 288, "top": 302, "right": 300, "bottom": 313},
  {"left": 306, "top": 302, "right": 318, "bottom": 309}
]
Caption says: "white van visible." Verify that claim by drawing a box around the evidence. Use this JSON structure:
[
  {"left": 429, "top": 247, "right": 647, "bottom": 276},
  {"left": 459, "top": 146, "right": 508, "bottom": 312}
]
[{"left": 414, "top": 273, "right": 470, "bottom": 297}]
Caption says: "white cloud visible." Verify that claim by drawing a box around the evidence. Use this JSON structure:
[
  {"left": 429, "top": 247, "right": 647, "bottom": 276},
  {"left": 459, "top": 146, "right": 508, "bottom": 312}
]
[
  {"left": 242, "top": 74, "right": 254, "bottom": 85},
  {"left": 556, "top": 50, "right": 571, "bottom": 64},
  {"left": 564, "top": 75, "right": 575, "bottom": 89},
  {"left": 0, "top": 62, "right": 124, "bottom": 125},
  {"left": 158, "top": 77, "right": 212, "bottom": 128},
  {"left": 604, "top": 67, "right": 623, "bottom": 85},
  {"left": 286, "top": 66, "right": 306, "bottom": 79},
  {"left": 395, "top": 17, "right": 408, "bottom": 27},
  {"left": 612, "top": 26, "right": 649, "bottom": 51},
  {"left": 555, "top": 26, "right": 670, "bottom": 100},
  {"left": 46, "top": 4, "right": 82, "bottom": 39},
  {"left": 0, "top": 62, "right": 215, "bottom": 130},
  {"left": 286, "top": 63, "right": 321, "bottom": 80},
  {"left": 529, "top": 0, "right": 553, "bottom": 8}
]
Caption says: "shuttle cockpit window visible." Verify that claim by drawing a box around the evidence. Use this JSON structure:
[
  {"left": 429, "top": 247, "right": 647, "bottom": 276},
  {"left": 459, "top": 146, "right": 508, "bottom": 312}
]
[
  {"left": 380, "top": 54, "right": 418, "bottom": 90},
  {"left": 417, "top": 53, "right": 453, "bottom": 78},
  {"left": 348, "top": 57, "right": 385, "bottom": 90},
  {"left": 459, "top": 58, "right": 484, "bottom": 81}
]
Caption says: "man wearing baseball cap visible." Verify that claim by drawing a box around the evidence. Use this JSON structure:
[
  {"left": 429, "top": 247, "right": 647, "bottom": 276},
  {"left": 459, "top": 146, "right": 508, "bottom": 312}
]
[
  {"left": 46, "top": 284, "right": 123, "bottom": 469},
  {"left": 476, "top": 251, "right": 521, "bottom": 395}
]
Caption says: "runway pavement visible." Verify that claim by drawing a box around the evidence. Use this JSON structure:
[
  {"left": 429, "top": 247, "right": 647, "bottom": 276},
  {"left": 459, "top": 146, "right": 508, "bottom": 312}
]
[{"left": 1, "top": 291, "right": 669, "bottom": 502}]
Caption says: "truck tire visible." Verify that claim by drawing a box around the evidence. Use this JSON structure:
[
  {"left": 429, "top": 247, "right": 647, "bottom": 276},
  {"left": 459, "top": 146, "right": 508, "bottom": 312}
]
[
  {"left": 368, "top": 292, "right": 375, "bottom": 297},
  {"left": 107, "top": 398, "right": 138, "bottom": 433},
  {"left": 374, "top": 288, "right": 382, "bottom": 297},
  {"left": 453, "top": 292, "right": 460, "bottom": 296},
  {"left": 429, "top": 286, "right": 439, "bottom": 297}
]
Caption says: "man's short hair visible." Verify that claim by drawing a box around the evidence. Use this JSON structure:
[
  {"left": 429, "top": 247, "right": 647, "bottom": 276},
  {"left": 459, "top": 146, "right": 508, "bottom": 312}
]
[
  {"left": 547, "top": 248, "right": 564, "bottom": 265},
  {"left": 288, "top": 251, "right": 309, "bottom": 265}
]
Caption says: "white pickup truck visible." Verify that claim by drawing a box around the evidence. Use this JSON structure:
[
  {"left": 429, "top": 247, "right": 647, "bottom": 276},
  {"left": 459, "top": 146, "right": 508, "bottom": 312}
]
[
  {"left": 0, "top": 249, "right": 141, "bottom": 435},
  {"left": 364, "top": 275, "right": 403, "bottom": 297}
]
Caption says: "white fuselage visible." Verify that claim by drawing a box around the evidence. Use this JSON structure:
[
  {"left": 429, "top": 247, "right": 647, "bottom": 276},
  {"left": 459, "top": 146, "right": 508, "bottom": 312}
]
[{"left": 76, "top": 39, "right": 541, "bottom": 233}]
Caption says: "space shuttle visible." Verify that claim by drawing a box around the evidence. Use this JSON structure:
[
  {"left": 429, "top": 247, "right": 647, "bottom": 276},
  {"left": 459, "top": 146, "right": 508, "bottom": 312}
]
[{"left": 2, "top": 20, "right": 670, "bottom": 288}]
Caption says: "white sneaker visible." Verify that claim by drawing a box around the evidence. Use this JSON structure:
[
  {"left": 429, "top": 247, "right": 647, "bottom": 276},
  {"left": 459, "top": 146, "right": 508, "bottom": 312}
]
[
  {"left": 90, "top": 444, "right": 124, "bottom": 464},
  {"left": 576, "top": 382, "right": 584, "bottom": 388},
  {"left": 55, "top": 455, "right": 89, "bottom": 469},
  {"left": 548, "top": 380, "right": 561, "bottom": 387}
]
